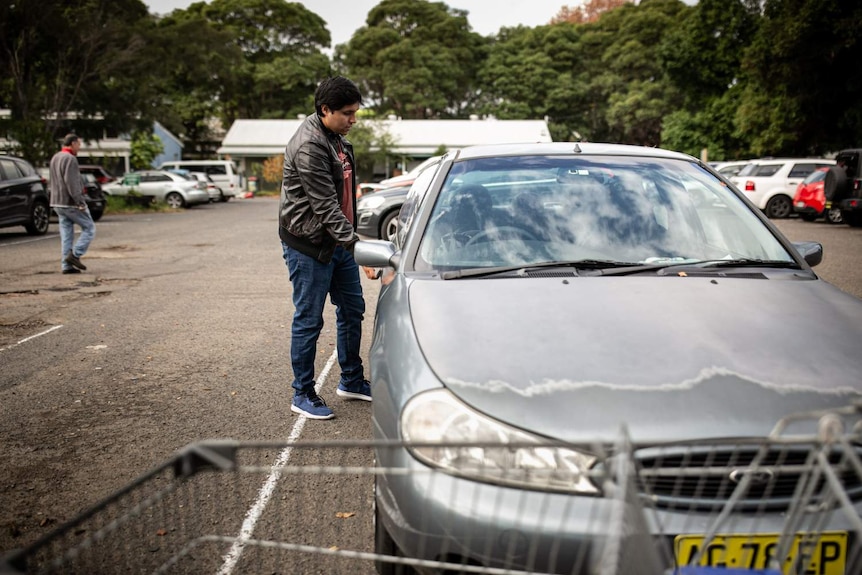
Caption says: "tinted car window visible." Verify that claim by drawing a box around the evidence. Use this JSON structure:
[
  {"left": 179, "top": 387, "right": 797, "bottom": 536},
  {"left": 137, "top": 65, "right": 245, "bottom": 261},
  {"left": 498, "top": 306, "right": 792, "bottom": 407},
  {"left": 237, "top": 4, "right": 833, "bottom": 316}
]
[
  {"left": 835, "top": 151, "right": 859, "bottom": 177},
  {"left": 205, "top": 166, "right": 227, "bottom": 176},
  {"left": 396, "top": 160, "right": 441, "bottom": 249},
  {"left": 751, "top": 164, "right": 782, "bottom": 177},
  {"left": 15, "top": 159, "right": 34, "bottom": 177},
  {"left": 788, "top": 163, "right": 820, "bottom": 178},
  {"left": 0, "top": 159, "right": 22, "bottom": 180}
]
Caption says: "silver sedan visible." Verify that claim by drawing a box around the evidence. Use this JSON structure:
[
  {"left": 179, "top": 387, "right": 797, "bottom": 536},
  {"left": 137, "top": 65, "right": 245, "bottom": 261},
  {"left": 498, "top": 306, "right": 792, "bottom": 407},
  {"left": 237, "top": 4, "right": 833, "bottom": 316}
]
[
  {"left": 355, "top": 142, "right": 862, "bottom": 574},
  {"left": 102, "top": 170, "right": 210, "bottom": 208}
]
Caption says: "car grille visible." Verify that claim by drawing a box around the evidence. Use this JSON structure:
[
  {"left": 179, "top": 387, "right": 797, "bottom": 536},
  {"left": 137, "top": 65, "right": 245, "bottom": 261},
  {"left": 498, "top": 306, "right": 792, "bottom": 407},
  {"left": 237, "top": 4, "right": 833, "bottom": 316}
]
[{"left": 631, "top": 444, "right": 862, "bottom": 511}]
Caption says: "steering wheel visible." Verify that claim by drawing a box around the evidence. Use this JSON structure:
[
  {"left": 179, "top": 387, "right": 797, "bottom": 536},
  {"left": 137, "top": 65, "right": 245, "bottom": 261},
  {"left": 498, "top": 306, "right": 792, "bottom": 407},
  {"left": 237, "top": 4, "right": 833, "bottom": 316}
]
[{"left": 465, "top": 226, "right": 538, "bottom": 246}]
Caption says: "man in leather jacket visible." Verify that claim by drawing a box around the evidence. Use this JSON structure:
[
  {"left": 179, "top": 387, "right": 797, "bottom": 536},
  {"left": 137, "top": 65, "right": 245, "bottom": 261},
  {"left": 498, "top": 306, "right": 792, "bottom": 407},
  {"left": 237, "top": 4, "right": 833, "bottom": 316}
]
[{"left": 279, "top": 76, "right": 370, "bottom": 420}]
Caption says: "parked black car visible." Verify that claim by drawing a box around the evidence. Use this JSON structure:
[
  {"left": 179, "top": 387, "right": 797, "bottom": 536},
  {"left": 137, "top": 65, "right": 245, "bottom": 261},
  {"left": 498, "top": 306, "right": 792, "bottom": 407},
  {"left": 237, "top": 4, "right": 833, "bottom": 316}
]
[
  {"left": 81, "top": 173, "right": 106, "bottom": 221},
  {"left": 355, "top": 185, "right": 411, "bottom": 241},
  {"left": 825, "top": 148, "right": 862, "bottom": 227},
  {"left": 0, "top": 155, "right": 51, "bottom": 235}
]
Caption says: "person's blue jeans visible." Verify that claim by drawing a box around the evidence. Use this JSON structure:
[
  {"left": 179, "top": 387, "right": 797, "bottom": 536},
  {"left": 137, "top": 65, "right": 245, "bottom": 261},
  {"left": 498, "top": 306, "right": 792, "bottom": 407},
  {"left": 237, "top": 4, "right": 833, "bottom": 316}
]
[
  {"left": 282, "top": 242, "right": 366, "bottom": 395},
  {"left": 55, "top": 206, "right": 96, "bottom": 270}
]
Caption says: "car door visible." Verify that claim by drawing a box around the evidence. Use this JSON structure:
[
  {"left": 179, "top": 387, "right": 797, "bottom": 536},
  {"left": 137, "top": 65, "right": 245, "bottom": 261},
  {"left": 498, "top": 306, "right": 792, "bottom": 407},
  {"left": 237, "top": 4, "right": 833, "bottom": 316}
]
[
  {"left": 0, "top": 158, "right": 27, "bottom": 225},
  {"left": 139, "top": 173, "right": 171, "bottom": 200}
]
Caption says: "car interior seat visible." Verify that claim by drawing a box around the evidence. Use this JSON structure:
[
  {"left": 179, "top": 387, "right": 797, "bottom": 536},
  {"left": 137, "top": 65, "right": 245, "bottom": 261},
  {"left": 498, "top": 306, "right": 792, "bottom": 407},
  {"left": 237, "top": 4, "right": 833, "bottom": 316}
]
[
  {"left": 434, "top": 184, "right": 493, "bottom": 238},
  {"left": 512, "top": 192, "right": 550, "bottom": 240}
]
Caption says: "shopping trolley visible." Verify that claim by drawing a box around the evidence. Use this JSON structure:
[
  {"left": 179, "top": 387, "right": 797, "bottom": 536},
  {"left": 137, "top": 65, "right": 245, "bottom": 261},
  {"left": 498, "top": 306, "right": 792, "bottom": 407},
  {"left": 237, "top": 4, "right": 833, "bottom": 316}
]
[{"left": 2, "top": 404, "right": 862, "bottom": 575}]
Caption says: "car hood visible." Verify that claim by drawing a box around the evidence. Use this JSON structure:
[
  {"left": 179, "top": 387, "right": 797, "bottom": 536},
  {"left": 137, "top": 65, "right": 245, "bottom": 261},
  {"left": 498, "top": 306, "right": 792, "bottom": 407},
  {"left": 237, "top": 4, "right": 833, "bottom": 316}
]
[{"left": 408, "top": 276, "right": 862, "bottom": 443}]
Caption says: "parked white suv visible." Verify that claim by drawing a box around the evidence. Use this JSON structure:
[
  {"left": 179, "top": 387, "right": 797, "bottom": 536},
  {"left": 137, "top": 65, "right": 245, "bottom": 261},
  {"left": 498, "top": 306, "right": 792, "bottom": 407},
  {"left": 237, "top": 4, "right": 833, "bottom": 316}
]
[{"left": 730, "top": 158, "right": 835, "bottom": 218}]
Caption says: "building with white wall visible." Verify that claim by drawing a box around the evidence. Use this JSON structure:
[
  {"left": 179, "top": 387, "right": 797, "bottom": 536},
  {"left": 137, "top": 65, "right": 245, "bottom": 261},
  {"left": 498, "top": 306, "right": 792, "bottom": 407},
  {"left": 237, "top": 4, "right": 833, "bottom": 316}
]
[{"left": 217, "top": 116, "right": 553, "bottom": 181}]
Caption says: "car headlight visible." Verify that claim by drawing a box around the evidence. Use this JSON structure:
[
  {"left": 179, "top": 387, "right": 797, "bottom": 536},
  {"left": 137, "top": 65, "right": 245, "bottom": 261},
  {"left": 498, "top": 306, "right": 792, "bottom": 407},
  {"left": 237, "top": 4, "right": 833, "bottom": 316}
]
[
  {"left": 401, "top": 389, "right": 598, "bottom": 494},
  {"left": 358, "top": 195, "right": 386, "bottom": 210}
]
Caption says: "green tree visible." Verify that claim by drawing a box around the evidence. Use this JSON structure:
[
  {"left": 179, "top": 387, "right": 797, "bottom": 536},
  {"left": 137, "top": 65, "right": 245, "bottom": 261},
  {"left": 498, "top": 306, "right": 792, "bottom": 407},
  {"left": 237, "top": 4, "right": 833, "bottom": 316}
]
[
  {"left": 0, "top": 0, "right": 155, "bottom": 165},
  {"left": 130, "top": 131, "right": 164, "bottom": 169},
  {"left": 661, "top": 86, "right": 749, "bottom": 160},
  {"left": 583, "top": 0, "right": 688, "bottom": 146},
  {"left": 736, "top": 0, "right": 862, "bottom": 155},
  {"left": 346, "top": 119, "right": 398, "bottom": 182},
  {"left": 145, "top": 13, "right": 244, "bottom": 157},
  {"left": 477, "top": 24, "right": 584, "bottom": 140},
  {"left": 338, "top": 0, "right": 488, "bottom": 118},
  {"left": 181, "top": 0, "right": 332, "bottom": 123},
  {"left": 658, "top": 0, "right": 759, "bottom": 159},
  {"left": 479, "top": 0, "right": 686, "bottom": 146}
]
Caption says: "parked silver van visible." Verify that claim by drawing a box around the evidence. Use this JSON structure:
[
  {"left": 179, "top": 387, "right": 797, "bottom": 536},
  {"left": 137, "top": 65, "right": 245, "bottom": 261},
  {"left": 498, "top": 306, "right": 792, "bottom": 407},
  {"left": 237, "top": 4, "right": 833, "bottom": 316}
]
[{"left": 157, "top": 160, "right": 241, "bottom": 202}]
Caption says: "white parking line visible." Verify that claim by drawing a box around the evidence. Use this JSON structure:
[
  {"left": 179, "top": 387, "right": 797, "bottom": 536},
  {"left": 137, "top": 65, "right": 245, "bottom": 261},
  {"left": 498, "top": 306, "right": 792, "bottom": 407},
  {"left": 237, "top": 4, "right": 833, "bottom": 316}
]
[
  {"left": 0, "top": 325, "right": 64, "bottom": 352},
  {"left": 216, "top": 349, "right": 339, "bottom": 575},
  {"left": 0, "top": 233, "right": 59, "bottom": 247}
]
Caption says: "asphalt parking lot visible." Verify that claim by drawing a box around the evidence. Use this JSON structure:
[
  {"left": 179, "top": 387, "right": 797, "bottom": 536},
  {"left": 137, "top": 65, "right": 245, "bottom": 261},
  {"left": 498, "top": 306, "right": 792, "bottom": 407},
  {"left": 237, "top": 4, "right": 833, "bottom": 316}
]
[
  {"left": 0, "top": 198, "right": 381, "bottom": 569},
  {"left": 0, "top": 199, "right": 860, "bottom": 570}
]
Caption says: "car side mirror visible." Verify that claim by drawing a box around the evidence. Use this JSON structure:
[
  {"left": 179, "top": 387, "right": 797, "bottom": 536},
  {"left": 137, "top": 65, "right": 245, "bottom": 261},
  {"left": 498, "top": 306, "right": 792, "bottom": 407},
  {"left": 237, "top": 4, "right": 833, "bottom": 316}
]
[
  {"left": 354, "top": 240, "right": 399, "bottom": 269},
  {"left": 793, "top": 241, "right": 823, "bottom": 267}
]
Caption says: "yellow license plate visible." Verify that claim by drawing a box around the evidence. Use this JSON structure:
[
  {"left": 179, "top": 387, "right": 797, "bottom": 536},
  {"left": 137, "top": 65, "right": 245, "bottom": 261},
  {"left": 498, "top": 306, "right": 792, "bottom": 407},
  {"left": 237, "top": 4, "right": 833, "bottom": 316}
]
[{"left": 675, "top": 532, "right": 847, "bottom": 574}]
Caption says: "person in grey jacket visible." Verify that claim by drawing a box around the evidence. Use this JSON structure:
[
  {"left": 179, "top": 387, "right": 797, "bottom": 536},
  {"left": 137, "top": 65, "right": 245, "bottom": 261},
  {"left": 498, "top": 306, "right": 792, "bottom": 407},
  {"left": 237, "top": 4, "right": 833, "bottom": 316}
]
[
  {"left": 50, "top": 133, "right": 95, "bottom": 274},
  {"left": 279, "top": 76, "right": 369, "bottom": 420}
]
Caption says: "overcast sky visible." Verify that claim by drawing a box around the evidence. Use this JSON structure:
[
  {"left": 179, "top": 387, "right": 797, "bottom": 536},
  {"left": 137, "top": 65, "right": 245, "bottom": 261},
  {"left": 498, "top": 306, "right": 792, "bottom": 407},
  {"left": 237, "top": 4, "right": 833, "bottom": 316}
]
[{"left": 143, "top": 0, "right": 580, "bottom": 48}]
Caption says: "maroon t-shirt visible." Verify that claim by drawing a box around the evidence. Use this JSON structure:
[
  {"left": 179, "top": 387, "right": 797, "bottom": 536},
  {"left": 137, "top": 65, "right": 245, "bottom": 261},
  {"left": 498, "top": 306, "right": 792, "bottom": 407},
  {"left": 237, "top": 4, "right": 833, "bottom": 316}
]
[{"left": 337, "top": 140, "right": 354, "bottom": 224}]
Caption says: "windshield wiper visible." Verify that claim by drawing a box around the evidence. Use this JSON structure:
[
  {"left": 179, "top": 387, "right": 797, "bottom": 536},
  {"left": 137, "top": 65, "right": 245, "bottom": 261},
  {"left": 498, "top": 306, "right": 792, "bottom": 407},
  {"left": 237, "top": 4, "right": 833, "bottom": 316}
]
[
  {"left": 688, "top": 258, "right": 800, "bottom": 269},
  {"left": 598, "top": 258, "right": 800, "bottom": 276},
  {"left": 440, "top": 258, "right": 800, "bottom": 280},
  {"left": 440, "top": 259, "right": 643, "bottom": 280}
]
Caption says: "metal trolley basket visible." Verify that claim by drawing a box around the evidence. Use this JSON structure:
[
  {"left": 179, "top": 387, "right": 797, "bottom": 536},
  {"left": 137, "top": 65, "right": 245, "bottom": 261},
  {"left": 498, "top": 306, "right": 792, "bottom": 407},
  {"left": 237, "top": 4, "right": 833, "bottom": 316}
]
[{"left": 3, "top": 405, "right": 862, "bottom": 575}]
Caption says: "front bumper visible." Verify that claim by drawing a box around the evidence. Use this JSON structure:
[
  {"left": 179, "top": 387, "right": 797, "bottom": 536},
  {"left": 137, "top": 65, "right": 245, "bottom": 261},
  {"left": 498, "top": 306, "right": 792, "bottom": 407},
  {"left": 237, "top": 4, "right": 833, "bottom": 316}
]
[{"left": 375, "top": 444, "right": 862, "bottom": 574}]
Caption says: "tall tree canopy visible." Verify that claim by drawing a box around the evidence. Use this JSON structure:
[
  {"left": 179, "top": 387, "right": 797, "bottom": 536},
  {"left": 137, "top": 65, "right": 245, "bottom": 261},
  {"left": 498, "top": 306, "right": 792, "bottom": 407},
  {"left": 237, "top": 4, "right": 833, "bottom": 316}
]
[
  {"left": 180, "top": 0, "right": 332, "bottom": 122},
  {"left": 736, "top": 0, "right": 862, "bottom": 155},
  {"left": 658, "top": 0, "right": 759, "bottom": 159},
  {"left": 338, "top": 0, "right": 487, "bottom": 118},
  {"left": 0, "top": 0, "right": 154, "bottom": 164},
  {"left": 146, "top": 13, "right": 244, "bottom": 156}
]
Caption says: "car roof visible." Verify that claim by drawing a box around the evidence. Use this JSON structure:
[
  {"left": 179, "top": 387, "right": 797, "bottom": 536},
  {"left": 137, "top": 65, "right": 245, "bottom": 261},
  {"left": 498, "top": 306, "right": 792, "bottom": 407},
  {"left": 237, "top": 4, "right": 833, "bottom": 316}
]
[
  {"left": 747, "top": 157, "right": 834, "bottom": 163},
  {"left": 450, "top": 142, "right": 696, "bottom": 161}
]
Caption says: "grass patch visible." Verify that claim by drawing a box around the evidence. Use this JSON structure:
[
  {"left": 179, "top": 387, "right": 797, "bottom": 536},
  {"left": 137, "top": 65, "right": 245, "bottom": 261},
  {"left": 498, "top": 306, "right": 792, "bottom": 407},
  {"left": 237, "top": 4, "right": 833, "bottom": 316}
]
[{"left": 105, "top": 195, "right": 177, "bottom": 215}]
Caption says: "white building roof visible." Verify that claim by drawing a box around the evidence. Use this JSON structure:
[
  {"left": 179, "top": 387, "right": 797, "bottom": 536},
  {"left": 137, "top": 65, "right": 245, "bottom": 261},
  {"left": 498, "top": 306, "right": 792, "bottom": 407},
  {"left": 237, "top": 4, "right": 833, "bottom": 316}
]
[{"left": 217, "top": 117, "right": 552, "bottom": 158}]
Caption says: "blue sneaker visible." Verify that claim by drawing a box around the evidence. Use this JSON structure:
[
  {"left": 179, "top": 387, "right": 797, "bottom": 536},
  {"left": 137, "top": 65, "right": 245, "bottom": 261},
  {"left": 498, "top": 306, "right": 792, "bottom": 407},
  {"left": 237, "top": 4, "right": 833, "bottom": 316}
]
[
  {"left": 336, "top": 379, "right": 372, "bottom": 402},
  {"left": 291, "top": 392, "right": 334, "bottom": 419}
]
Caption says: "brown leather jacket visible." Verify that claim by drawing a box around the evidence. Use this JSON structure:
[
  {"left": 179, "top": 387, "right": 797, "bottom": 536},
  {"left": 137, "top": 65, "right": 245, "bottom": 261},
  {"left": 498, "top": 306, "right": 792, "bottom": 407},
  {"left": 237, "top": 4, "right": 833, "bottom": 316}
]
[{"left": 279, "top": 113, "right": 358, "bottom": 263}]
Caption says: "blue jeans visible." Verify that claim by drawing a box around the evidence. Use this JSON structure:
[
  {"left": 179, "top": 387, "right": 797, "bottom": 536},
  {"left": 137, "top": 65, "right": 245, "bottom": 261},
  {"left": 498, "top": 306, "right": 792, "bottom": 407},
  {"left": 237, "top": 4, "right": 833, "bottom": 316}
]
[
  {"left": 282, "top": 242, "right": 366, "bottom": 395},
  {"left": 55, "top": 206, "right": 96, "bottom": 270}
]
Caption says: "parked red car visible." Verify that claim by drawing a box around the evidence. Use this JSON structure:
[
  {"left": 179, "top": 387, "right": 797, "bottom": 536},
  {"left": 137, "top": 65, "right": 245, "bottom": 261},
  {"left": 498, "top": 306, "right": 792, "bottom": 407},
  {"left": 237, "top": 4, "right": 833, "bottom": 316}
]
[{"left": 793, "top": 167, "right": 843, "bottom": 224}]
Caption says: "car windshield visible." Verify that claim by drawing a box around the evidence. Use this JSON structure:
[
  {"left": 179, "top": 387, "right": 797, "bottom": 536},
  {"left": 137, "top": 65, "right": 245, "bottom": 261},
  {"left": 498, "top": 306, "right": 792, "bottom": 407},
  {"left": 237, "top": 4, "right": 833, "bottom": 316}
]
[{"left": 415, "top": 155, "right": 794, "bottom": 272}]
